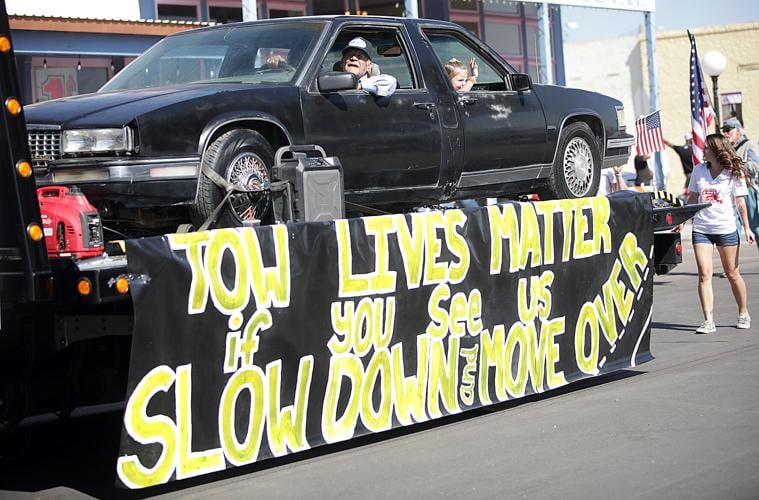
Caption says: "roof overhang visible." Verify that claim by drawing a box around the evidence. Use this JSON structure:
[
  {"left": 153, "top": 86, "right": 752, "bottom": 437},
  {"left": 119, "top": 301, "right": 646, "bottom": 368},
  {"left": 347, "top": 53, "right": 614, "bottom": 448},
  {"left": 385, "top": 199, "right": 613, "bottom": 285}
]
[
  {"left": 10, "top": 14, "right": 212, "bottom": 37},
  {"left": 9, "top": 14, "right": 216, "bottom": 57}
]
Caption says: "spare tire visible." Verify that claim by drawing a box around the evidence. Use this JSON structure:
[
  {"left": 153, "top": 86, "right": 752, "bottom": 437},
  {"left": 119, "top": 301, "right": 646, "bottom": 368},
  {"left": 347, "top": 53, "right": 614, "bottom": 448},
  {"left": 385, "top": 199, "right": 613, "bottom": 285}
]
[
  {"left": 542, "top": 122, "right": 601, "bottom": 199},
  {"left": 192, "top": 129, "right": 274, "bottom": 228}
]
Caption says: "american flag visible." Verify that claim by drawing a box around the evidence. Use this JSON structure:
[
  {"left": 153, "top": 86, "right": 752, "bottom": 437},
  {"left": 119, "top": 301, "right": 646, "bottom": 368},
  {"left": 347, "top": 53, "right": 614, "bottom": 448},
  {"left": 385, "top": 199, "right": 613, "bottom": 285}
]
[
  {"left": 689, "top": 31, "right": 714, "bottom": 166},
  {"left": 635, "top": 110, "right": 664, "bottom": 156}
]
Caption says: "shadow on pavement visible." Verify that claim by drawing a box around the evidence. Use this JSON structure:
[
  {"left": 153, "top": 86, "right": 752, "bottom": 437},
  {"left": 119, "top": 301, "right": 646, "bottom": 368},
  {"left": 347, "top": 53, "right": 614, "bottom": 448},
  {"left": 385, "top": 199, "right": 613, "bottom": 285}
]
[
  {"left": 662, "top": 271, "right": 758, "bottom": 278},
  {"left": 652, "top": 321, "right": 697, "bottom": 332},
  {"left": 0, "top": 408, "right": 124, "bottom": 498},
  {"left": 0, "top": 370, "right": 644, "bottom": 499},
  {"left": 660, "top": 271, "right": 698, "bottom": 277}
]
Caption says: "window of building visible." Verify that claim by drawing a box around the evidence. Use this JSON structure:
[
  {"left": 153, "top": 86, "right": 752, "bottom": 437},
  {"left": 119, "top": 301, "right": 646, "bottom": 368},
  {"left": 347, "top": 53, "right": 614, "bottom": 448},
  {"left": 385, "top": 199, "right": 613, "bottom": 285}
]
[
  {"left": 209, "top": 6, "right": 242, "bottom": 23},
  {"left": 508, "top": 61, "right": 522, "bottom": 73},
  {"left": 31, "top": 56, "right": 113, "bottom": 102},
  {"left": 484, "top": 22, "right": 520, "bottom": 55},
  {"left": 450, "top": 0, "right": 477, "bottom": 11},
  {"left": 528, "top": 62, "right": 538, "bottom": 81},
  {"left": 483, "top": 2, "right": 519, "bottom": 14},
  {"left": 269, "top": 9, "right": 302, "bottom": 18},
  {"left": 313, "top": 0, "right": 348, "bottom": 15},
  {"left": 525, "top": 59, "right": 556, "bottom": 83},
  {"left": 458, "top": 21, "right": 479, "bottom": 36},
  {"left": 721, "top": 92, "right": 743, "bottom": 124},
  {"left": 525, "top": 24, "right": 538, "bottom": 56},
  {"left": 78, "top": 67, "right": 109, "bottom": 94},
  {"left": 523, "top": 3, "right": 538, "bottom": 16},
  {"left": 357, "top": 0, "right": 403, "bottom": 16},
  {"left": 157, "top": 3, "right": 198, "bottom": 21}
]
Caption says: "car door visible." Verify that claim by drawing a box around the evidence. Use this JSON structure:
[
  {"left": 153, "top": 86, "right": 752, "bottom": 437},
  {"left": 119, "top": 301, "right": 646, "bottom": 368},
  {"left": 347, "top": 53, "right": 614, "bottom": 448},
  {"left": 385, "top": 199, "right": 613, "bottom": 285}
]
[
  {"left": 301, "top": 24, "right": 443, "bottom": 200},
  {"left": 422, "top": 29, "right": 548, "bottom": 188}
]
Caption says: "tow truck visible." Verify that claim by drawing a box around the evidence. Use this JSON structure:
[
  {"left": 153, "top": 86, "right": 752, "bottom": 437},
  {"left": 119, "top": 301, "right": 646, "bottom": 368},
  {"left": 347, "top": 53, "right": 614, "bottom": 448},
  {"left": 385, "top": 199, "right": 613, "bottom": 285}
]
[{"left": 0, "top": 1, "right": 706, "bottom": 487}]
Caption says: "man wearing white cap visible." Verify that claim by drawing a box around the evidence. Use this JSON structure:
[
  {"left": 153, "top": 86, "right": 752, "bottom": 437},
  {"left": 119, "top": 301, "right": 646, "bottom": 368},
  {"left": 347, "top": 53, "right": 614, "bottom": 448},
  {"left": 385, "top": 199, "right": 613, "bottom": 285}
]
[
  {"left": 722, "top": 117, "right": 759, "bottom": 251},
  {"left": 340, "top": 37, "right": 397, "bottom": 97},
  {"left": 722, "top": 117, "right": 759, "bottom": 170}
]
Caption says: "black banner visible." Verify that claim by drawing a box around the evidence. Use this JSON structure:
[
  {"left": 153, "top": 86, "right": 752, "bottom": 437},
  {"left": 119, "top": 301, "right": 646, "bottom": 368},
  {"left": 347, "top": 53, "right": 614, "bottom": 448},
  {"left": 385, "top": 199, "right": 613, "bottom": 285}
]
[{"left": 118, "top": 193, "right": 654, "bottom": 489}]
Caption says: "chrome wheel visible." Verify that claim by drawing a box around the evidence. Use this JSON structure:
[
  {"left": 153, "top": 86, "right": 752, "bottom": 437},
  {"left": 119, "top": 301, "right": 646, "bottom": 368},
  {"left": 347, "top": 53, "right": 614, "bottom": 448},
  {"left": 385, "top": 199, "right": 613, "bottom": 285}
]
[
  {"left": 226, "top": 152, "right": 270, "bottom": 222},
  {"left": 562, "top": 137, "right": 594, "bottom": 197}
]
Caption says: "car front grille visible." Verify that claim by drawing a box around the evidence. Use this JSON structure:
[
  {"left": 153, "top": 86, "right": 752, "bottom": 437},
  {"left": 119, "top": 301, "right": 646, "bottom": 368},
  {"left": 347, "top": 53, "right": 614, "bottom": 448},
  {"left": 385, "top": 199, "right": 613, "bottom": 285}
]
[{"left": 27, "top": 128, "right": 61, "bottom": 170}]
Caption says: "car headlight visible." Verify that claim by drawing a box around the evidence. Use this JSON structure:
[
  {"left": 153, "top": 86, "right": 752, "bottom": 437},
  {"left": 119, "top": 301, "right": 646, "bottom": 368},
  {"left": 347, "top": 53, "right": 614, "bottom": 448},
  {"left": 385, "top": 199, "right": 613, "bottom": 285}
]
[
  {"left": 62, "top": 128, "right": 133, "bottom": 154},
  {"left": 615, "top": 106, "right": 626, "bottom": 131}
]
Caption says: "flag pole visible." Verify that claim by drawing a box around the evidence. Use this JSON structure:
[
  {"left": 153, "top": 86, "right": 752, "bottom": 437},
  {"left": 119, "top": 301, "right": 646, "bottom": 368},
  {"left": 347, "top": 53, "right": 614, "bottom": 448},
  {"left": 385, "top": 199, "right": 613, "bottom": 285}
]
[{"left": 645, "top": 10, "right": 664, "bottom": 191}]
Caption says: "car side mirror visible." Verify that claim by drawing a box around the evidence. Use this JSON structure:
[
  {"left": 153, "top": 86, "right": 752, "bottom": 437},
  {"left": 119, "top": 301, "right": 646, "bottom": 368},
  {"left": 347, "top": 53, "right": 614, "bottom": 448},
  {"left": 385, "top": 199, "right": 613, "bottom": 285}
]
[
  {"left": 318, "top": 72, "right": 358, "bottom": 92},
  {"left": 510, "top": 73, "right": 532, "bottom": 92}
]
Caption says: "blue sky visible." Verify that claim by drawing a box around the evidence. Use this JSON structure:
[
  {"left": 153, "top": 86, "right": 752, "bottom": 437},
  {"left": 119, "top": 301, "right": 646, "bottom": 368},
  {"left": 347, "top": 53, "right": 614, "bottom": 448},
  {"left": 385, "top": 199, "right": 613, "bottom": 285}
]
[{"left": 562, "top": 0, "right": 759, "bottom": 42}]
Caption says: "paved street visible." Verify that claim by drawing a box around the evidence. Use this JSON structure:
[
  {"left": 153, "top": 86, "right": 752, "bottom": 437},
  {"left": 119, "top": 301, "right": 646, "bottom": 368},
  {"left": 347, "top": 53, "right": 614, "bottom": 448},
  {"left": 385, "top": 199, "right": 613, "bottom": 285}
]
[{"left": 1, "top": 225, "right": 758, "bottom": 499}]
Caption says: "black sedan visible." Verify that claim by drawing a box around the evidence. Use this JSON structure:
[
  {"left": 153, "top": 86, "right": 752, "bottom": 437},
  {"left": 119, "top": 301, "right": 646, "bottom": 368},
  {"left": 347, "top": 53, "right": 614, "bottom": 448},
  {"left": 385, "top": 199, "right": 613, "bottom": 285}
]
[{"left": 25, "top": 16, "right": 633, "bottom": 234}]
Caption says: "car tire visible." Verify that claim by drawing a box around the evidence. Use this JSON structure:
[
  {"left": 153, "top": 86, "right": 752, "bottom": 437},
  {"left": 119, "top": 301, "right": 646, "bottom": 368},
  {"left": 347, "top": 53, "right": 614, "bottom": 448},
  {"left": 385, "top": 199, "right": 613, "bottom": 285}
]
[
  {"left": 192, "top": 129, "right": 274, "bottom": 229},
  {"left": 542, "top": 122, "right": 601, "bottom": 199}
]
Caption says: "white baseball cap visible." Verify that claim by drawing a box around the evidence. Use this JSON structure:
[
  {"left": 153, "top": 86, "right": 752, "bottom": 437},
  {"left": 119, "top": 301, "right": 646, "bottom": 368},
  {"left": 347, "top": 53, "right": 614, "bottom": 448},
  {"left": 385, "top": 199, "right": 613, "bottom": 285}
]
[{"left": 342, "top": 37, "right": 373, "bottom": 59}]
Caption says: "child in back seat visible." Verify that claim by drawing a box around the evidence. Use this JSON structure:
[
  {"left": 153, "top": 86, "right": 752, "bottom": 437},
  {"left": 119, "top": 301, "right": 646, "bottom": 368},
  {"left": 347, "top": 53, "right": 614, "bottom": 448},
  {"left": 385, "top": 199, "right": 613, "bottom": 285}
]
[{"left": 445, "top": 58, "right": 478, "bottom": 92}]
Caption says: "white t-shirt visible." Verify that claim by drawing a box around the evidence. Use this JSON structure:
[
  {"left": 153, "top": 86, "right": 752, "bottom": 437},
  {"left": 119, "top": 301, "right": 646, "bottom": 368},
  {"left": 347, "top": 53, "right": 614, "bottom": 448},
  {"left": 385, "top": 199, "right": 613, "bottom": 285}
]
[
  {"left": 688, "top": 162, "right": 749, "bottom": 234},
  {"left": 597, "top": 168, "right": 617, "bottom": 196}
]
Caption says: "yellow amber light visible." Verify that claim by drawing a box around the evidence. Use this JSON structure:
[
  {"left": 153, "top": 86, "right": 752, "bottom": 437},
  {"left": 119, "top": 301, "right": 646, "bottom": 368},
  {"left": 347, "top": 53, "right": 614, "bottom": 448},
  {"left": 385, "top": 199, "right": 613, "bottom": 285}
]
[
  {"left": 5, "top": 97, "right": 21, "bottom": 115},
  {"left": 115, "top": 276, "right": 129, "bottom": 294},
  {"left": 0, "top": 36, "right": 10, "bottom": 53},
  {"left": 27, "top": 223, "right": 43, "bottom": 241},
  {"left": 77, "top": 278, "right": 93, "bottom": 296},
  {"left": 16, "top": 160, "right": 32, "bottom": 178}
]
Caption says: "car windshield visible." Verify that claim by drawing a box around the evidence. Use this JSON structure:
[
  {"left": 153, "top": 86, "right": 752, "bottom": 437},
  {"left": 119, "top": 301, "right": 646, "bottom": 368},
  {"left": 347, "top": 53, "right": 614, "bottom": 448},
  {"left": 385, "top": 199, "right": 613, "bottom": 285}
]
[{"left": 101, "top": 21, "right": 325, "bottom": 91}]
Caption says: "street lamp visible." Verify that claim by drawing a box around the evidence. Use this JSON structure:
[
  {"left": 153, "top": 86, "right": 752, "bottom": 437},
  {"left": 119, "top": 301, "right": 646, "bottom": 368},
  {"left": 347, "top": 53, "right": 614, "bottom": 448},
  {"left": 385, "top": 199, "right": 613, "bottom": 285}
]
[{"left": 702, "top": 50, "right": 727, "bottom": 131}]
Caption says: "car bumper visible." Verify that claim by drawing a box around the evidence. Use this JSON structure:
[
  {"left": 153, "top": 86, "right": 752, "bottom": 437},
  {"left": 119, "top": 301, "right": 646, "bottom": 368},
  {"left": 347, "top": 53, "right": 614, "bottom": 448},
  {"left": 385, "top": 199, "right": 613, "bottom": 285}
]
[
  {"left": 35, "top": 156, "right": 201, "bottom": 207},
  {"left": 603, "top": 134, "right": 635, "bottom": 168}
]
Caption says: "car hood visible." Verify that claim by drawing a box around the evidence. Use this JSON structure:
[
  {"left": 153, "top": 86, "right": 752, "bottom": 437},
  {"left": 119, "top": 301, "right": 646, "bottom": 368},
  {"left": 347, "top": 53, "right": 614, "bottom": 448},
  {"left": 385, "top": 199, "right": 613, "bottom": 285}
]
[{"left": 24, "top": 84, "right": 263, "bottom": 129}]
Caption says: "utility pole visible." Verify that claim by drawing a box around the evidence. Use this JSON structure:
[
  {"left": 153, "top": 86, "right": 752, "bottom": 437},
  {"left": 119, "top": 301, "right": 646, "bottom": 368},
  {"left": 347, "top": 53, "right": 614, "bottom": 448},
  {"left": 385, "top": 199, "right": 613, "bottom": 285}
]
[{"left": 644, "top": 10, "right": 664, "bottom": 190}]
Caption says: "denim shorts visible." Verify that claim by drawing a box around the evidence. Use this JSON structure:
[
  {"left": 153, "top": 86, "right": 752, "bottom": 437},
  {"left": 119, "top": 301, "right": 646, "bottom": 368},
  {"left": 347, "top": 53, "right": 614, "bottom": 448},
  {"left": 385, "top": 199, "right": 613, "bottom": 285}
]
[{"left": 692, "top": 230, "right": 740, "bottom": 246}]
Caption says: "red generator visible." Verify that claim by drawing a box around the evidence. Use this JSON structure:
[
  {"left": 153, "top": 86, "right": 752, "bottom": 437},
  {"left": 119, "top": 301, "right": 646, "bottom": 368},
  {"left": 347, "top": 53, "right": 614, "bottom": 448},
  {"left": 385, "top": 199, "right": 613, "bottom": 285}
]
[{"left": 37, "top": 186, "right": 104, "bottom": 259}]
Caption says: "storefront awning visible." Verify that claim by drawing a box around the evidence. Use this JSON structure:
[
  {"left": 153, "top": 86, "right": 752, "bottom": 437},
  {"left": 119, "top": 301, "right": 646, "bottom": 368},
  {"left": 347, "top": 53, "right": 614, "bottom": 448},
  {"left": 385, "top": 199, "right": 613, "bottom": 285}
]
[{"left": 11, "top": 30, "right": 163, "bottom": 56}]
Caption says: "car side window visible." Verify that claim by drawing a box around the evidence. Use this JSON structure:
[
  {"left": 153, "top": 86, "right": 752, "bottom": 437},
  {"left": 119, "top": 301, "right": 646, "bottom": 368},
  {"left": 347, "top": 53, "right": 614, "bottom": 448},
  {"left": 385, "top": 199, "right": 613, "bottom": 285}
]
[
  {"left": 321, "top": 27, "right": 416, "bottom": 89},
  {"left": 423, "top": 30, "right": 507, "bottom": 92}
]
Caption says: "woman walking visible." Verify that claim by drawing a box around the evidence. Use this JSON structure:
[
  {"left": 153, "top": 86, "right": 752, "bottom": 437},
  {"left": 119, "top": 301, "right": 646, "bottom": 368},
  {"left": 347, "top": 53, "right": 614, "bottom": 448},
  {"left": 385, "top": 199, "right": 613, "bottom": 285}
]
[{"left": 687, "top": 133, "right": 755, "bottom": 334}]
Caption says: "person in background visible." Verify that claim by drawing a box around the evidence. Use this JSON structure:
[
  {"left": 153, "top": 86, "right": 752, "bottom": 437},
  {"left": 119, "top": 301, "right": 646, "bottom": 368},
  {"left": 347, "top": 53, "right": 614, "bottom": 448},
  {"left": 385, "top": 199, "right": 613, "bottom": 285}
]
[
  {"left": 596, "top": 165, "right": 627, "bottom": 195},
  {"left": 340, "top": 37, "right": 397, "bottom": 97},
  {"left": 264, "top": 53, "right": 288, "bottom": 69},
  {"left": 722, "top": 117, "right": 759, "bottom": 164},
  {"left": 445, "top": 58, "right": 478, "bottom": 92},
  {"left": 721, "top": 117, "right": 759, "bottom": 252},
  {"left": 663, "top": 133, "right": 694, "bottom": 193},
  {"left": 638, "top": 152, "right": 669, "bottom": 190},
  {"left": 634, "top": 154, "right": 653, "bottom": 187},
  {"left": 687, "top": 133, "right": 754, "bottom": 334}
]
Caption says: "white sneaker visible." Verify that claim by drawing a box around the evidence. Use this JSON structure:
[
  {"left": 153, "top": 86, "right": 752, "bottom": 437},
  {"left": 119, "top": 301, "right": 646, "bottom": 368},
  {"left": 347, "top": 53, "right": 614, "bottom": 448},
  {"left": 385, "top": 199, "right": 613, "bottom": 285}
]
[
  {"left": 696, "top": 320, "right": 716, "bottom": 334},
  {"left": 737, "top": 314, "right": 751, "bottom": 329}
]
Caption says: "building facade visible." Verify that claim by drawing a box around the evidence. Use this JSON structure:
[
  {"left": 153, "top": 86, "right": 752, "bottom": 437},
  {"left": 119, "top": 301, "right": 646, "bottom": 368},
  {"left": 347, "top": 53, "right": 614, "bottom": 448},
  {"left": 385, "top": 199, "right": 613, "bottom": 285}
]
[
  {"left": 8, "top": 0, "right": 565, "bottom": 104},
  {"left": 565, "top": 21, "right": 759, "bottom": 192}
]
